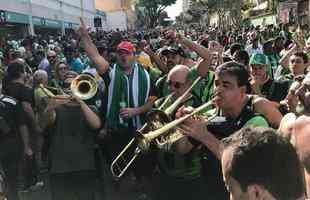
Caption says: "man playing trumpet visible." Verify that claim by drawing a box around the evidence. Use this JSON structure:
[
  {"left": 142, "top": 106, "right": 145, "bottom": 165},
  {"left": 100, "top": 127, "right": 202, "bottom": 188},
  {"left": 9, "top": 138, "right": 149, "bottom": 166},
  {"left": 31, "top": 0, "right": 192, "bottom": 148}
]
[{"left": 177, "top": 61, "right": 269, "bottom": 199}]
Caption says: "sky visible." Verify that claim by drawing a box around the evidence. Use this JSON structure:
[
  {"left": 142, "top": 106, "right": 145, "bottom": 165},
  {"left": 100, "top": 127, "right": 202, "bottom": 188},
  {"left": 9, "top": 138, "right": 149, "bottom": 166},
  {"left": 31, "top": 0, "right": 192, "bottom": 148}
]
[{"left": 165, "top": 0, "right": 183, "bottom": 20}]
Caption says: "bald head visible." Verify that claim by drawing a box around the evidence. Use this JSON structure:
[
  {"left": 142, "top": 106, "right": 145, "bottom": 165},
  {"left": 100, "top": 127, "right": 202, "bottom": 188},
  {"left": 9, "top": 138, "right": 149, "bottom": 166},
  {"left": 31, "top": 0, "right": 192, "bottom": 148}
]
[
  {"left": 292, "top": 116, "right": 310, "bottom": 170},
  {"left": 167, "top": 65, "right": 190, "bottom": 82},
  {"left": 167, "top": 65, "right": 190, "bottom": 97}
]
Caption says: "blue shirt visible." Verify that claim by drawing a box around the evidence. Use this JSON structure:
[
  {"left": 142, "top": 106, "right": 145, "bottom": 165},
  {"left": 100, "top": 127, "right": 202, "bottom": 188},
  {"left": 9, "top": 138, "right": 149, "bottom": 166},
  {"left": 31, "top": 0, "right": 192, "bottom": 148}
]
[{"left": 69, "top": 58, "right": 85, "bottom": 74}]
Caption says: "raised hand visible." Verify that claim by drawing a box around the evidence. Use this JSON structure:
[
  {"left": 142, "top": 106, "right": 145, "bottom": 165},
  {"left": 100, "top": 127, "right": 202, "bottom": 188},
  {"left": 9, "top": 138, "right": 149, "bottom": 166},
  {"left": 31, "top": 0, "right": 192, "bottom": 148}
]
[{"left": 76, "top": 17, "right": 89, "bottom": 37}]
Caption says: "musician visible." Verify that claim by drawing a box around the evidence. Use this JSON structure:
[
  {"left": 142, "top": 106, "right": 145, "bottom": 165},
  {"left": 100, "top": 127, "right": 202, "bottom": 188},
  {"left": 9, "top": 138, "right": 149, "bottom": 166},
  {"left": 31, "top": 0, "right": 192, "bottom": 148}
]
[
  {"left": 179, "top": 61, "right": 269, "bottom": 199},
  {"left": 42, "top": 77, "right": 103, "bottom": 200},
  {"left": 222, "top": 127, "right": 305, "bottom": 200},
  {"left": 154, "top": 65, "right": 200, "bottom": 110},
  {"left": 154, "top": 65, "right": 206, "bottom": 200},
  {"left": 0, "top": 78, "right": 29, "bottom": 200}
]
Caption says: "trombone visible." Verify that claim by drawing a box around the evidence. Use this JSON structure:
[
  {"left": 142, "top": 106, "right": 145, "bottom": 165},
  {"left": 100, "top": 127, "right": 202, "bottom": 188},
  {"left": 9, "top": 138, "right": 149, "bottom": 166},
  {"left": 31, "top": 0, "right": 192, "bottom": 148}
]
[
  {"left": 39, "top": 73, "right": 98, "bottom": 101},
  {"left": 110, "top": 77, "right": 215, "bottom": 178}
]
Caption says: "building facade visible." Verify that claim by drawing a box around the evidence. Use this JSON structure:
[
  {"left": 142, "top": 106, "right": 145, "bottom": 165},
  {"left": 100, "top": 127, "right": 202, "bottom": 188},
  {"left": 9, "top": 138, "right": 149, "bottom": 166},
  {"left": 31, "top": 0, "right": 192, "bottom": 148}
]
[
  {"left": 0, "top": 0, "right": 96, "bottom": 37},
  {"left": 182, "top": 0, "right": 192, "bottom": 12},
  {"left": 95, "top": 0, "right": 136, "bottom": 31}
]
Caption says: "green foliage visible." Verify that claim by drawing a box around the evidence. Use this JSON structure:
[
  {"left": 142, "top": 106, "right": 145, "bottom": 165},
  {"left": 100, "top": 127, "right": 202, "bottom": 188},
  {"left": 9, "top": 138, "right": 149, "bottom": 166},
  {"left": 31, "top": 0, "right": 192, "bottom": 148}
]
[{"left": 137, "top": 0, "right": 177, "bottom": 28}]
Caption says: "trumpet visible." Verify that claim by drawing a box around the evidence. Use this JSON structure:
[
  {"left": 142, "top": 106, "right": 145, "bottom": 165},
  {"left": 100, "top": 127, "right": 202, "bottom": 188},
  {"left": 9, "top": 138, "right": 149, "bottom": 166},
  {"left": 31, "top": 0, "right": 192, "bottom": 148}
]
[{"left": 110, "top": 77, "right": 213, "bottom": 178}]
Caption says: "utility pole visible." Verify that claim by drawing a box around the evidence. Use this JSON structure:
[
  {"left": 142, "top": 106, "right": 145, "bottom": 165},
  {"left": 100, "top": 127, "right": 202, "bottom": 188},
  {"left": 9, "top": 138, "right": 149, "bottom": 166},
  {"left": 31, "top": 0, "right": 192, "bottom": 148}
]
[
  {"left": 60, "top": 0, "right": 65, "bottom": 36},
  {"left": 80, "top": 0, "right": 84, "bottom": 18},
  {"left": 28, "top": 0, "right": 34, "bottom": 36}
]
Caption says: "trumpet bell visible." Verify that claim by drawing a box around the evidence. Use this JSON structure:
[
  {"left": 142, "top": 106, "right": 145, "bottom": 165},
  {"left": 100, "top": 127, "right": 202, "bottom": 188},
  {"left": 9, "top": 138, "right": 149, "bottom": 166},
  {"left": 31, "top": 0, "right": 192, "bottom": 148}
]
[{"left": 70, "top": 74, "right": 98, "bottom": 100}]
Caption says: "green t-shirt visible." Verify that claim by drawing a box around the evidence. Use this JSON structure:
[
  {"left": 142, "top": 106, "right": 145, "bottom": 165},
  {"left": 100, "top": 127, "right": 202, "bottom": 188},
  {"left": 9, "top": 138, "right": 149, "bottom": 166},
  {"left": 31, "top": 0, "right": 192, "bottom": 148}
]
[
  {"left": 245, "top": 115, "right": 269, "bottom": 127},
  {"left": 155, "top": 75, "right": 170, "bottom": 98},
  {"left": 188, "top": 67, "right": 215, "bottom": 104},
  {"left": 155, "top": 95, "right": 202, "bottom": 180}
]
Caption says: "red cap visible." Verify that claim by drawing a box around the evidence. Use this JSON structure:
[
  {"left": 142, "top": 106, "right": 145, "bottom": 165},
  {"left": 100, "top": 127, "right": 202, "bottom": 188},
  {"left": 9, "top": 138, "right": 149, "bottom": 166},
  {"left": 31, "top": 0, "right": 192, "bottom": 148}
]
[{"left": 117, "top": 41, "right": 135, "bottom": 53}]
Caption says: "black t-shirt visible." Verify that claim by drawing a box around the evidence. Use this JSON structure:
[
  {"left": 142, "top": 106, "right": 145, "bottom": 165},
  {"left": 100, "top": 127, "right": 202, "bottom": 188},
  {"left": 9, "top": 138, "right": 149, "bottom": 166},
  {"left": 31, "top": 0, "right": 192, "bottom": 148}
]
[
  {"left": 260, "top": 78, "right": 290, "bottom": 103},
  {"left": 4, "top": 82, "right": 34, "bottom": 106},
  {"left": 50, "top": 103, "right": 100, "bottom": 174},
  {"left": 0, "top": 95, "right": 26, "bottom": 138}
]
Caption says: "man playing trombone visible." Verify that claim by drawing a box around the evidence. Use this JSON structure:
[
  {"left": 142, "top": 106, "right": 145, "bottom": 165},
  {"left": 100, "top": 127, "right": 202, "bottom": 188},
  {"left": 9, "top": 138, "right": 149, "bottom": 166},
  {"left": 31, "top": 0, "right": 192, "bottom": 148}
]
[
  {"left": 153, "top": 64, "right": 206, "bottom": 200},
  {"left": 40, "top": 75, "right": 103, "bottom": 200}
]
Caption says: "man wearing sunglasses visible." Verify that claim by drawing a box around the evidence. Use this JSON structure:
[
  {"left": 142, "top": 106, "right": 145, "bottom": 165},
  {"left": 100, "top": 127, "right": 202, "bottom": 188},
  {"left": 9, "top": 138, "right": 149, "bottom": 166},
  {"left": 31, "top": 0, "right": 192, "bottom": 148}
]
[{"left": 154, "top": 65, "right": 205, "bottom": 200}]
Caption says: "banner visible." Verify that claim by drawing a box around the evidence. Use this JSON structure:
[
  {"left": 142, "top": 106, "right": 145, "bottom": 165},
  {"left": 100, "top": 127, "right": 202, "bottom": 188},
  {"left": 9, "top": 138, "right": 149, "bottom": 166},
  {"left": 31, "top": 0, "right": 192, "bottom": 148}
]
[{"left": 278, "top": 1, "right": 298, "bottom": 24}]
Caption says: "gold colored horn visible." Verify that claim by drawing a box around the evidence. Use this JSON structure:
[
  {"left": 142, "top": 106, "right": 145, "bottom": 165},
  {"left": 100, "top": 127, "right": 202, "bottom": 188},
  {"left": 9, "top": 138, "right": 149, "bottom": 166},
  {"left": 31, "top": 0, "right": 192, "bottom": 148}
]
[
  {"left": 70, "top": 74, "right": 98, "bottom": 100},
  {"left": 110, "top": 77, "right": 210, "bottom": 178}
]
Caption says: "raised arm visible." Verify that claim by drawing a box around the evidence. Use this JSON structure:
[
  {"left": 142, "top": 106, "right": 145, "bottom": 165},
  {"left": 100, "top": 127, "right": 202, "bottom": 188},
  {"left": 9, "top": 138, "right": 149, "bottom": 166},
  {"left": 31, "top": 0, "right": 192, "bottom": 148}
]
[
  {"left": 144, "top": 45, "right": 168, "bottom": 74},
  {"left": 77, "top": 18, "right": 109, "bottom": 75},
  {"left": 177, "top": 34, "right": 211, "bottom": 61}
]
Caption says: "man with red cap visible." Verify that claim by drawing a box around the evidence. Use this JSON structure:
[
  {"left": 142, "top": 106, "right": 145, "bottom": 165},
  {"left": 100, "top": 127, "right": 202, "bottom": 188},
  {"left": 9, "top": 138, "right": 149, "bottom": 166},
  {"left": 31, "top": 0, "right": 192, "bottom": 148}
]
[{"left": 78, "top": 18, "right": 157, "bottom": 199}]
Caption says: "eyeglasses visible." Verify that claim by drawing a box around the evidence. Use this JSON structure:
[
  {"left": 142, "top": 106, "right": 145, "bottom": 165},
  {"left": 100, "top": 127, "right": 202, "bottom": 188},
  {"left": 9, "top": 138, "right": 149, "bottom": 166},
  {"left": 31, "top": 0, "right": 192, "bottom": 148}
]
[
  {"left": 290, "top": 59, "right": 303, "bottom": 64},
  {"left": 47, "top": 55, "right": 57, "bottom": 59},
  {"left": 59, "top": 67, "right": 68, "bottom": 71},
  {"left": 167, "top": 80, "right": 185, "bottom": 89}
]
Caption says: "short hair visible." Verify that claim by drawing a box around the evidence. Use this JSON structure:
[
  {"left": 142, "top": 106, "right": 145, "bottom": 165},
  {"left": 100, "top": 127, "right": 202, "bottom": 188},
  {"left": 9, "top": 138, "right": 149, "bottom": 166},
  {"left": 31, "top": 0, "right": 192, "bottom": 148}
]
[
  {"left": 292, "top": 52, "right": 308, "bottom": 64},
  {"left": 215, "top": 61, "right": 250, "bottom": 87},
  {"left": 230, "top": 43, "right": 243, "bottom": 56},
  {"left": 222, "top": 127, "right": 304, "bottom": 200},
  {"left": 232, "top": 50, "right": 250, "bottom": 66},
  {"left": 7, "top": 62, "right": 25, "bottom": 80},
  {"left": 33, "top": 70, "right": 48, "bottom": 86}
]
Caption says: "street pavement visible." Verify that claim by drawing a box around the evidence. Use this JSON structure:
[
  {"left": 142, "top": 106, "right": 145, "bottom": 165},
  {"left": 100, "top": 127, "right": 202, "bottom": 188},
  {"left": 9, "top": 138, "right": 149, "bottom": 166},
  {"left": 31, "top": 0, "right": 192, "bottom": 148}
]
[{"left": 18, "top": 164, "right": 153, "bottom": 200}]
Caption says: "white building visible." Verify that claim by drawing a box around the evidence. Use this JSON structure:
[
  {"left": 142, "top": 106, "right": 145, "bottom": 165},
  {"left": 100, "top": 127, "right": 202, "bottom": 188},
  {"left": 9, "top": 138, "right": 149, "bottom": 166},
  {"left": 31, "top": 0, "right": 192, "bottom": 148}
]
[{"left": 0, "top": 0, "right": 96, "bottom": 36}]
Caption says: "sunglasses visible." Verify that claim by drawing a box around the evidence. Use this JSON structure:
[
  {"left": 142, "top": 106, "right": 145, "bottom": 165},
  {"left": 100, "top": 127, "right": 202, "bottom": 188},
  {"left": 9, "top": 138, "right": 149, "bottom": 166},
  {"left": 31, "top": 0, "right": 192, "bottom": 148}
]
[
  {"left": 48, "top": 55, "right": 57, "bottom": 59},
  {"left": 290, "top": 59, "right": 303, "bottom": 64},
  {"left": 167, "top": 80, "right": 185, "bottom": 89},
  {"left": 59, "top": 67, "right": 68, "bottom": 71}
]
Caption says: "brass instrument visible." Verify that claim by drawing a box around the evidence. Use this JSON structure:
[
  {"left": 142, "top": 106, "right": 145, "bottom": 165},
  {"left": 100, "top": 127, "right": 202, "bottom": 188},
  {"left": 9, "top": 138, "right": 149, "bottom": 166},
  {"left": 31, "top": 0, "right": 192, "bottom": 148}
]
[
  {"left": 70, "top": 74, "right": 98, "bottom": 100},
  {"left": 110, "top": 77, "right": 214, "bottom": 178},
  {"left": 39, "top": 73, "right": 98, "bottom": 101}
]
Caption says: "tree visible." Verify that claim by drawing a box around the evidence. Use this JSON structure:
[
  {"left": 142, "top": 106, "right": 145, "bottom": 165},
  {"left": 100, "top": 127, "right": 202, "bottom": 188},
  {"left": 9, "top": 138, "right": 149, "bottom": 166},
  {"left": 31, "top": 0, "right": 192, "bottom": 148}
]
[
  {"left": 137, "top": 0, "right": 177, "bottom": 28},
  {"left": 191, "top": 0, "right": 245, "bottom": 29}
]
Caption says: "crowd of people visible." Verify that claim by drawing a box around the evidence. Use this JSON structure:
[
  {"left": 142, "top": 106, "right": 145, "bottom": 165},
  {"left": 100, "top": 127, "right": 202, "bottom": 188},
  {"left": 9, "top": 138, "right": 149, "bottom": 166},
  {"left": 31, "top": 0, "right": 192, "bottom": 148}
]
[{"left": 1, "top": 17, "right": 310, "bottom": 200}]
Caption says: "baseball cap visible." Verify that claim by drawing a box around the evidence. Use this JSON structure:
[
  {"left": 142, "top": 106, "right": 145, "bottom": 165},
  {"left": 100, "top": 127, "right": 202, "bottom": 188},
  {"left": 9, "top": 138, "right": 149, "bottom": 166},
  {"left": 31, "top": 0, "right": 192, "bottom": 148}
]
[
  {"left": 161, "top": 46, "right": 185, "bottom": 57},
  {"left": 249, "top": 53, "right": 269, "bottom": 66},
  {"left": 117, "top": 41, "right": 135, "bottom": 54}
]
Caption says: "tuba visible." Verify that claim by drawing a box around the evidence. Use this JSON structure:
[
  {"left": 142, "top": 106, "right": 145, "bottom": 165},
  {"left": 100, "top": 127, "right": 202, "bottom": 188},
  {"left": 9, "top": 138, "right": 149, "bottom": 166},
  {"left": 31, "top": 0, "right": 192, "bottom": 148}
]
[{"left": 110, "top": 77, "right": 215, "bottom": 178}]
